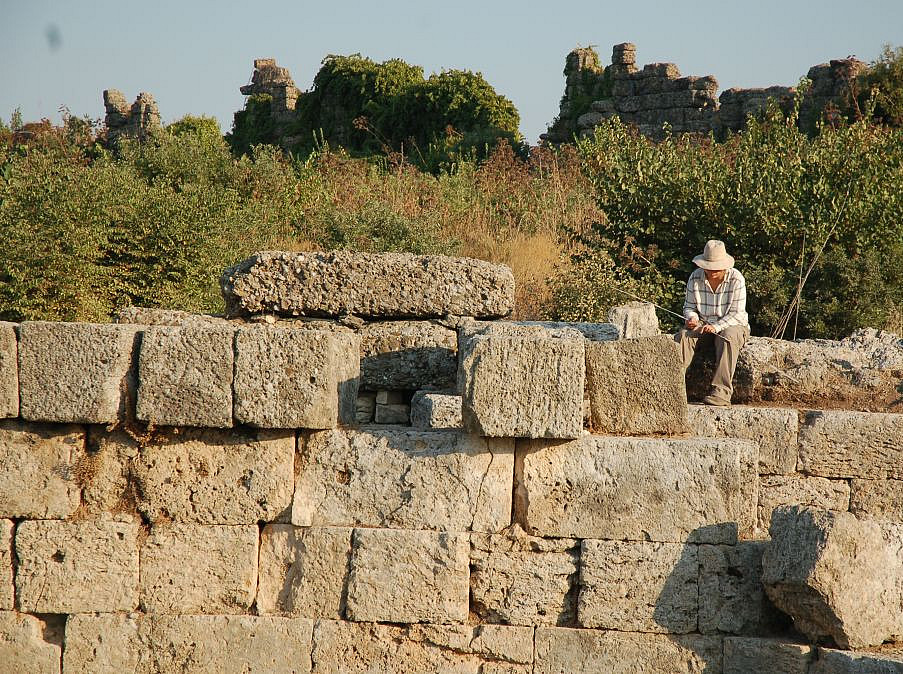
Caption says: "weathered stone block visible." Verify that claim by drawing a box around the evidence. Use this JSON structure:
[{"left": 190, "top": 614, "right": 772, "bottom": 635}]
[
  {"left": 0, "top": 323, "right": 17, "bottom": 418},
  {"left": 15, "top": 517, "right": 139, "bottom": 612},
  {"left": 516, "top": 436, "right": 749, "bottom": 543},
  {"left": 140, "top": 523, "right": 258, "bottom": 614},
  {"left": 460, "top": 330, "right": 584, "bottom": 438},
  {"left": 687, "top": 404, "right": 799, "bottom": 474},
  {"left": 0, "top": 420, "right": 84, "bottom": 518},
  {"left": 0, "top": 520, "right": 12, "bottom": 610},
  {"left": 606, "top": 301, "right": 659, "bottom": 337},
  {"left": 533, "top": 627, "right": 722, "bottom": 674},
  {"left": 292, "top": 429, "right": 513, "bottom": 533},
  {"left": 374, "top": 402, "right": 409, "bottom": 424},
  {"left": 258, "top": 525, "right": 351, "bottom": 618},
  {"left": 359, "top": 320, "right": 457, "bottom": 390},
  {"left": 810, "top": 647, "right": 903, "bottom": 673},
  {"left": 222, "top": 250, "right": 515, "bottom": 319},
  {"left": 724, "top": 638, "right": 813, "bottom": 674},
  {"left": 759, "top": 475, "right": 850, "bottom": 533},
  {"left": 470, "top": 527, "right": 579, "bottom": 626},
  {"left": 851, "top": 479, "right": 903, "bottom": 521},
  {"left": 137, "top": 325, "right": 235, "bottom": 427},
  {"left": 355, "top": 391, "right": 375, "bottom": 423},
  {"left": 799, "top": 410, "right": 903, "bottom": 479},
  {"left": 585, "top": 336, "right": 688, "bottom": 435},
  {"left": 459, "top": 319, "right": 619, "bottom": 345},
  {"left": 18, "top": 320, "right": 139, "bottom": 423},
  {"left": 234, "top": 326, "right": 359, "bottom": 428},
  {"left": 345, "top": 528, "right": 469, "bottom": 624},
  {"left": 0, "top": 612, "right": 61, "bottom": 674},
  {"left": 410, "top": 391, "right": 462, "bottom": 429}
]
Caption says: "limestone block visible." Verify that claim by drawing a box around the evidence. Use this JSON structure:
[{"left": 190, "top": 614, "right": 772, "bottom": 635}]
[
  {"left": 470, "top": 528, "right": 579, "bottom": 626},
  {"left": 292, "top": 429, "right": 513, "bottom": 533},
  {"left": 739, "top": 440, "right": 760, "bottom": 540},
  {"left": 222, "top": 250, "right": 515, "bottom": 319},
  {"left": 533, "top": 627, "right": 722, "bottom": 674},
  {"left": 578, "top": 540, "right": 698, "bottom": 633},
  {"left": 458, "top": 319, "right": 619, "bottom": 345},
  {"left": 851, "top": 479, "right": 903, "bottom": 521},
  {"left": 15, "top": 517, "right": 139, "bottom": 612},
  {"left": 758, "top": 475, "right": 850, "bottom": 532},
  {"left": 724, "top": 638, "right": 813, "bottom": 674},
  {"left": 762, "top": 506, "right": 903, "bottom": 648},
  {"left": 234, "top": 326, "right": 359, "bottom": 428},
  {"left": 359, "top": 320, "right": 457, "bottom": 390},
  {"left": 140, "top": 523, "right": 258, "bottom": 614},
  {"left": 606, "top": 301, "right": 660, "bottom": 337},
  {"left": 115, "top": 306, "right": 230, "bottom": 326},
  {"left": 0, "top": 420, "right": 83, "bottom": 518},
  {"left": 310, "top": 620, "right": 533, "bottom": 673},
  {"left": 345, "top": 528, "right": 469, "bottom": 624},
  {"left": 18, "top": 320, "right": 140, "bottom": 423},
  {"left": 257, "top": 525, "right": 351, "bottom": 618},
  {"left": 585, "top": 336, "right": 688, "bottom": 435},
  {"left": 0, "top": 520, "right": 12, "bottom": 610},
  {"left": 410, "top": 391, "right": 462, "bottom": 429},
  {"left": 355, "top": 391, "right": 375, "bottom": 423},
  {"left": 516, "top": 436, "right": 749, "bottom": 543},
  {"left": 0, "top": 612, "right": 61, "bottom": 674},
  {"left": 374, "top": 402, "right": 409, "bottom": 424},
  {"left": 687, "top": 404, "right": 799, "bottom": 474},
  {"left": 130, "top": 427, "right": 294, "bottom": 524},
  {"left": 460, "top": 330, "right": 584, "bottom": 439},
  {"left": 137, "top": 325, "right": 235, "bottom": 427},
  {"left": 0, "top": 323, "right": 17, "bottom": 417},
  {"left": 799, "top": 411, "right": 903, "bottom": 479},
  {"left": 810, "top": 647, "right": 903, "bottom": 673}
]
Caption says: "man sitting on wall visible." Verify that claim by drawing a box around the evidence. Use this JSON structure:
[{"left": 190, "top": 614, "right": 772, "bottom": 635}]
[{"left": 675, "top": 240, "right": 750, "bottom": 406}]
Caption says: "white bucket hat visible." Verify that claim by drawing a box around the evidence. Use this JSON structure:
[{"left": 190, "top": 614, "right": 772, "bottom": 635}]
[{"left": 693, "top": 240, "right": 735, "bottom": 270}]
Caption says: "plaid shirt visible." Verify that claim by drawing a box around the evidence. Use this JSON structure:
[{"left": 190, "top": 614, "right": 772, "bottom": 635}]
[{"left": 683, "top": 267, "right": 749, "bottom": 332}]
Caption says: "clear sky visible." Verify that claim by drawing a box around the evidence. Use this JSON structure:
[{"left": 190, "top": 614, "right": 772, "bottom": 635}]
[{"left": 2, "top": 0, "right": 901, "bottom": 143}]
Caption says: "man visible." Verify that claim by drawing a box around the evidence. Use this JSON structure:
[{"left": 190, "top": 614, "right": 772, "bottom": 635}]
[{"left": 675, "top": 240, "right": 750, "bottom": 406}]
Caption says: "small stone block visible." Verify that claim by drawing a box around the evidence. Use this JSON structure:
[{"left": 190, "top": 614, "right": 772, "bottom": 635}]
[
  {"left": 0, "top": 323, "right": 18, "bottom": 418},
  {"left": 606, "top": 302, "right": 659, "bottom": 337},
  {"left": 758, "top": 476, "right": 850, "bottom": 533},
  {"left": 0, "top": 520, "right": 12, "bottom": 610},
  {"left": 374, "top": 402, "right": 409, "bottom": 424},
  {"left": 355, "top": 392, "right": 375, "bottom": 423},
  {"left": 0, "top": 612, "right": 62, "bottom": 674},
  {"left": 724, "top": 638, "right": 813, "bottom": 674},
  {"left": 810, "top": 647, "right": 903, "bottom": 673},
  {"left": 375, "top": 390, "right": 405, "bottom": 405},
  {"left": 799, "top": 410, "right": 903, "bottom": 479},
  {"left": 410, "top": 391, "right": 462, "bottom": 429},
  {"left": 851, "top": 479, "right": 903, "bottom": 521}
]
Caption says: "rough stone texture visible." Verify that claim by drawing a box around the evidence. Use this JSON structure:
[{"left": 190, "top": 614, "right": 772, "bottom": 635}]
[
  {"left": 458, "top": 318, "right": 619, "bottom": 345},
  {"left": 585, "top": 336, "right": 688, "bottom": 435},
  {"left": 410, "top": 391, "right": 462, "bottom": 429},
  {"left": 374, "top": 402, "right": 409, "bottom": 424},
  {"left": 0, "top": 520, "right": 12, "bottom": 610},
  {"left": 345, "top": 528, "right": 469, "bottom": 624},
  {"left": 470, "top": 527, "right": 579, "bottom": 626},
  {"left": 460, "top": 330, "right": 585, "bottom": 439},
  {"left": 607, "top": 301, "right": 660, "bottom": 337},
  {"left": 739, "top": 440, "right": 760, "bottom": 540},
  {"left": 115, "top": 306, "right": 230, "bottom": 326},
  {"left": 18, "top": 320, "right": 140, "bottom": 423},
  {"left": 359, "top": 320, "right": 457, "bottom": 390},
  {"left": 140, "top": 523, "right": 258, "bottom": 614},
  {"left": 810, "top": 647, "right": 903, "bottom": 673},
  {"left": 222, "top": 250, "right": 515, "bottom": 319},
  {"left": 292, "top": 429, "right": 513, "bottom": 533},
  {"left": 0, "top": 420, "right": 84, "bottom": 518},
  {"left": 234, "top": 326, "right": 359, "bottom": 428},
  {"left": 257, "top": 525, "right": 351, "bottom": 618},
  {"left": 851, "top": 479, "right": 903, "bottom": 521},
  {"left": 103, "top": 89, "right": 162, "bottom": 143},
  {"left": 762, "top": 506, "right": 903, "bottom": 649},
  {"left": 0, "top": 611, "right": 61, "bottom": 674},
  {"left": 799, "top": 410, "right": 903, "bottom": 479},
  {"left": 355, "top": 391, "right": 375, "bottom": 423},
  {"left": 0, "top": 323, "right": 18, "bottom": 418},
  {"left": 15, "top": 516, "right": 139, "bottom": 612},
  {"left": 516, "top": 435, "right": 749, "bottom": 543},
  {"left": 724, "top": 638, "right": 813, "bottom": 674},
  {"left": 759, "top": 476, "right": 851, "bottom": 533},
  {"left": 687, "top": 404, "right": 799, "bottom": 474},
  {"left": 578, "top": 540, "right": 698, "bottom": 633},
  {"left": 64, "top": 613, "right": 314, "bottom": 674},
  {"left": 310, "top": 620, "right": 533, "bottom": 674},
  {"left": 533, "top": 627, "right": 723, "bottom": 674},
  {"left": 137, "top": 325, "right": 235, "bottom": 427}
]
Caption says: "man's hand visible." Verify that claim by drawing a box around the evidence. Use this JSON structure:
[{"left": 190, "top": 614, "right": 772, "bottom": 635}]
[{"left": 700, "top": 324, "right": 717, "bottom": 334}]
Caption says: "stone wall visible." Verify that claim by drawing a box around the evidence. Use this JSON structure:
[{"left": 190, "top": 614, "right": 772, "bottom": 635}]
[{"left": 102, "top": 89, "right": 162, "bottom": 144}]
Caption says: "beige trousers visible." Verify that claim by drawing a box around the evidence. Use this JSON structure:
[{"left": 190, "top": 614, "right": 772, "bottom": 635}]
[{"left": 675, "top": 325, "right": 750, "bottom": 401}]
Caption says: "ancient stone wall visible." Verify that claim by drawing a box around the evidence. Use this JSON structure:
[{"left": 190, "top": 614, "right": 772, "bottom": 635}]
[{"left": 102, "top": 89, "right": 162, "bottom": 144}]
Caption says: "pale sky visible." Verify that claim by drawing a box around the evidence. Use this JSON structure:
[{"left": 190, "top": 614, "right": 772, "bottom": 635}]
[{"left": 2, "top": 0, "right": 901, "bottom": 143}]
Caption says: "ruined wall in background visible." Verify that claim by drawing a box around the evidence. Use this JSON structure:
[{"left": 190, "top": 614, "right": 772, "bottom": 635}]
[{"left": 102, "top": 89, "right": 162, "bottom": 143}]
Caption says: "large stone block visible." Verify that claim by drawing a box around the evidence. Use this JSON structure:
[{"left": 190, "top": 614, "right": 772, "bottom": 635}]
[
  {"left": 64, "top": 613, "right": 314, "bottom": 674},
  {"left": 0, "top": 611, "right": 61, "bottom": 674},
  {"left": 15, "top": 516, "right": 139, "bottom": 612},
  {"left": 0, "top": 420, "right": 84, "bottom": 518},
  {"left": 758, "top": 475, "right": 850, "bottom": 533},
  {"left": 234, "top": 326, "right": 359, "bottom": 428},
  {"left": 578, "top": 540, "right": 698, "bottom": 633},
  {"left": 851, "top": 479, "right": 903, "bottom": 521},
  {"left": 460, "top": 330, "right": 585, "bottom": 439},
  {"left": 687, "top": 404, "right": 799, "bottom": 474},
  {"left": 762, "top": 506, "right": 903, "bottom": 648},
  {"left": 516, "top": 435, "right": 750, "bottom": 543},
  {"left": 359, "top": 320, "right": 457, "bottom": 390},
  {"left": 585, "top": 336, "right": 688, "bottom": 435},
  {"left": 0, "top": 520, "right": 12, "bottom": 610},
  {"left": 310, "top": 620, "right": 533, "bottom": 673},
  {"left": 18, "top": 320, "right": 140, "bottom": 423},
  {"left": 345, "top": 528, "right": 469, "bottom": 624},
  {"left": 724, "top": 638, "right": 813, "bottom": 674},
  {"left": 222, "top": 250, "right": 515, "bottom": 319},
  {"left": 140, "top": 523, "right": 258, "bottom": 614},
  {"left": 0, "top": 323, "right": 17, "bottom": 418},
  {"left": 470, "top": 527, "right": 579, "bottom": 626},
  {"left": 799, "top": 410, "right": 903, "bottom": 479},
  {"left": 292, "top": 429, "right": 513, "bottom": 533},
  {"left": 257, "top": 525, "right": 351, "bottom": 618},
  {"left": 810, "top": 647, "right": 903, "bottom": 673},
  {"left": 410, "top": 391, "right": 462, "bottom": 429},
  {"left": 533, "top": 627, "right": 723, "bottom": 674}
]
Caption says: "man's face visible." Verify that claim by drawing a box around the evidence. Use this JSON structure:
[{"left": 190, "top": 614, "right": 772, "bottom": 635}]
[{"left": 704, "top": 268, "right": 727, "bottom": 285}]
